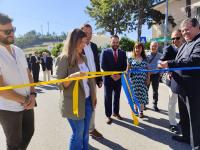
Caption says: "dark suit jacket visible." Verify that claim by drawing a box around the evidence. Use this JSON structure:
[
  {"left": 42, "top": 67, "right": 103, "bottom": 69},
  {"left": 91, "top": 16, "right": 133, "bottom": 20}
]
[
  {"left": 160, "top": 45, "right": 178, "bottom": 87},
  {"left": 160, "top": 45, "right": 178, "bottom": 61},
  {"left": 30, "top": 56, "right": 40, "bottom": 71},
  {"left": 41, "top": 56, "right": 53, "bottom": 71},
  {"left": 90, "top": 42, "right": 103, "bottom": 86},
  {"left": 101, "top": 48, "right": 127, "bottom": 85},
  {"left": 168, "top": 33, "right": 200, "bottom": 95}
]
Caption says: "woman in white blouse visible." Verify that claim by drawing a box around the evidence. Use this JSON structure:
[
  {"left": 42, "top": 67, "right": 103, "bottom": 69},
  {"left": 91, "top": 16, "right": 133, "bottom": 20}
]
[{"left": 56, "top": 28, "right": 96, "bottom": 150}]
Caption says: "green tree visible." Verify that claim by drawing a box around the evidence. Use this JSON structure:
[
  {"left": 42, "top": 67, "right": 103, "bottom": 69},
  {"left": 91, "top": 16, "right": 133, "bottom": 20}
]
[
  {"left": 131, "top": 0, "right": 176, "bottom": 41},
  {"left": 86, "top": 0, "right": 133, "bottom": 35},
  {"left": 86, "top": 0, "right": 176, "bottom": 41},
  {"left": 119, "top": 37, "right": 135, "bottom": 52},
  {"left": 15, "top": 30, "right": 66, "bottom": 48},
  {"left": 51, "top": 43, "right": 63, "bottom": 57}
]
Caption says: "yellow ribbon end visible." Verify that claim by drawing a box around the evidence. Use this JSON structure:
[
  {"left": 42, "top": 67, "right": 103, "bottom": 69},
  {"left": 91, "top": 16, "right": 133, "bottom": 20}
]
[
  {"left": 132, "top": 111, "right": 139, "bottom": 126},
  {"left": 73, "top": 80, "right": 79, "bottom": 117}
]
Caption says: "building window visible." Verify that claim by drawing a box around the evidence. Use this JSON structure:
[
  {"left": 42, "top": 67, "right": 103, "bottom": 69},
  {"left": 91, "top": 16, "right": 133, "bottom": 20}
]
[
  {"left": 197, "top": 7, "right": 200, "bottom": 16},
  {"left": 196, "top": 7, "right": 200, "bottom": 22}
]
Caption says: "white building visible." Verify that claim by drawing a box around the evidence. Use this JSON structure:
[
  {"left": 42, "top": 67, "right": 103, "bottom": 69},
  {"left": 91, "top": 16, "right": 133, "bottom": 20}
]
[{"left": 152, "top": 0, "right": 200, "bottom": 38}]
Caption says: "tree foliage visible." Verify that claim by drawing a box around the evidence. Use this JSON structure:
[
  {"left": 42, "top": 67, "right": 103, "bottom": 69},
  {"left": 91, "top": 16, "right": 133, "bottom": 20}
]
[
  {"left": 86, "top": 0, "right": 176, "bottom": 40},
  {"left": 15, "top": 30, "right": 67, "bottom": 49},
  {"left": 119, "top": 37, "right": 135, "bottom": 52},
  {"left": 51, "top": 43, "right": 63, "bottom": 57},
  {"left": 86, "top": 0, "right": 134, "bottom": 35}
]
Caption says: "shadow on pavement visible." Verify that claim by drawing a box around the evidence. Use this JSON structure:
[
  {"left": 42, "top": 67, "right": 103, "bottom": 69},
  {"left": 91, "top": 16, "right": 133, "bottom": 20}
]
[
  {"left": 91, "top": 136, "right": 127, "bottom": 150},
  {"left": 113, "top": 118, "right": 190, "bottom": 150},
  {"left": 35, "top": 88, "right": 44, "bottom": 94},
  {"left": 36, "top": 84, "right": 59, "bottom": 91},
  {"left": 89, "top": 144, "right": 99, "bottom": 150},
  {"left": 146, "top": 107, "right": 180, "bottom": 119},
  {"left": 142, "top": 115, "right": 170, "bottom": 129}
]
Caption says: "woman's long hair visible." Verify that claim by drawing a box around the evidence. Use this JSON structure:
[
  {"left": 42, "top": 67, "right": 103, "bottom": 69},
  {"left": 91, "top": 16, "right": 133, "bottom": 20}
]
[
  {"left": 132, "top": 42, "right": 146, "bottom": 60},
  {"left": 62, "top": 28, "right": 87, "bottom": 67}
]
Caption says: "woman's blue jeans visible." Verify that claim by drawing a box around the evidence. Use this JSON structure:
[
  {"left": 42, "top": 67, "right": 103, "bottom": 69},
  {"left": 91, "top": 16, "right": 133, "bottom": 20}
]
[{"left": 67, "top": 97, "right": 92, "bottom": 150}]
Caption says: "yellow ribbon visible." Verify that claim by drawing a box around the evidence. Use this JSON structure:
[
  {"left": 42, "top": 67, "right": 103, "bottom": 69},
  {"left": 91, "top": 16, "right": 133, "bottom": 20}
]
[
  {"left": 132, "top": 111, "right": 139, "bottom": 126},
  {"left": 0, "top": 71, "right": 122, "bottom": 91},
  {"left": 73, "top": 80, "right": 79, "bottom": 117},
  {"left": 0, "top": 71, "right": 123, "bottom": 117},
  {"left": 123, "top": 74, "right": 139, "bottom": 126}
]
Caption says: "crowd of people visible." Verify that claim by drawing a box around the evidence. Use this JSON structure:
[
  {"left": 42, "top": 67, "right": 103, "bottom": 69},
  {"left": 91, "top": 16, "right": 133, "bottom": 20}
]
[
  {"left": 26, "top": 51, "right": 53, "bottom": 83},
  {"left": 0, "top": 12, "right": 200, "bottom": 150}
]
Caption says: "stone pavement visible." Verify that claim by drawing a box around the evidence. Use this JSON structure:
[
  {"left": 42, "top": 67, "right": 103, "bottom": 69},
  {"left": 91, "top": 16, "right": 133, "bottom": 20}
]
[{"left": 0, "top": 73, "right": 191, "bottom": 150}]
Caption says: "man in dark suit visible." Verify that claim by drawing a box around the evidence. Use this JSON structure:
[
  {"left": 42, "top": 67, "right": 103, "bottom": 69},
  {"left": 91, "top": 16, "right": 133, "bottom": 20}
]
[
  {"left": 159, "top": 18, "right": 200, "bottom": 149},
  {"left": 101, "top": 35, "right": 127, "bottom": 124},
  {"left": 41, "top": 51, "right": 53, "bottom": 81},
  {"left": 30, "top": 51, "right": 40, "bottom": 82},
  {"left": 160, "top": 29, "right": 184, "bottom": 134},
  {"left": 81, "top": 23, "right": 103, "bottom": 138}
]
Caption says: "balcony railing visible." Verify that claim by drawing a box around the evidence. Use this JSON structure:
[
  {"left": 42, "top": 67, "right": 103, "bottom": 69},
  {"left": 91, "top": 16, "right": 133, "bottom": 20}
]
[{"left": 151, "top": 0, "right": 165, "bottom": 6}]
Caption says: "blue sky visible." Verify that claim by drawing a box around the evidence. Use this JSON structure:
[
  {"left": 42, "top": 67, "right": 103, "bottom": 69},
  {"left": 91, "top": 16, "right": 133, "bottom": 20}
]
[{"left": 0, "top": 0, "right": 151, "bottom": 41}]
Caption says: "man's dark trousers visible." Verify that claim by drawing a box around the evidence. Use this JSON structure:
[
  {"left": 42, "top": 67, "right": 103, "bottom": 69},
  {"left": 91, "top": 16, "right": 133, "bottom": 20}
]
[
  {"left": 104, "top": 78, "right": 121, "bottom": 117},
  {"left": 0, "top": 109, "right": 34, "bottom": 150},
  {"left": 149, "top": 73, "right": 160, "bottom": 107}
]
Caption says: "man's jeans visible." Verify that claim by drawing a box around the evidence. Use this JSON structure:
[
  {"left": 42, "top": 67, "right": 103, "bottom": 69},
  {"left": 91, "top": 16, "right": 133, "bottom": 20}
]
[
  {"left": 67, "top": 97, "right": 92, "bottom": 150},
  {"left": 0, "top": 109, "right": 34, "bottom": 150}
]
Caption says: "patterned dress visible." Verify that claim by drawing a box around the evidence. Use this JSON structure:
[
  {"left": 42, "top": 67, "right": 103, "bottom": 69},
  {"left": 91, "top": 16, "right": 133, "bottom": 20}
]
[{"left": 128, "top": 57, "right": 149, "bottom": 105}]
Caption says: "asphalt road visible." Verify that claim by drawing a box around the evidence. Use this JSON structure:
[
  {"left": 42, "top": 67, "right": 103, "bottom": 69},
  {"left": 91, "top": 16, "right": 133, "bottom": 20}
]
[{"left": 0, "top": 75, "right": 191, "bottom": 150}]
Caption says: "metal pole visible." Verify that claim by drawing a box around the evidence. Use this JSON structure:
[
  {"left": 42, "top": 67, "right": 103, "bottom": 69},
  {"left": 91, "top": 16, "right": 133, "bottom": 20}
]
[{"left": 164, "top": 0, "right": 168, "bottom": 47}]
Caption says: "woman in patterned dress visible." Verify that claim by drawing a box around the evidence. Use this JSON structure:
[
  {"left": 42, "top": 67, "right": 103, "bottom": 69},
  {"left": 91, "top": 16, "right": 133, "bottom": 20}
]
[{"left": 127, "top": 43, "right": 149, "bottom": 118}]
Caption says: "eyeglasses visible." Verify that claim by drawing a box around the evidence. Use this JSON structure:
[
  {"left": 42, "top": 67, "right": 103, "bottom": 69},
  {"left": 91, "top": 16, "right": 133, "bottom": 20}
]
[
  {"left": 0, "top": 27, "right": 16, "bottom": 35},
  {"left": 171, "top": 37, "right": 181, "bottom": 41}
]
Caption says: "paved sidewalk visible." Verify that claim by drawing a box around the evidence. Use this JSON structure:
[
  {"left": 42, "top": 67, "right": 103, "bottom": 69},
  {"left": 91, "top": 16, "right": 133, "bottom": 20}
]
[{"left": 0, "top": 74, "right": 191, "bottom": 150}]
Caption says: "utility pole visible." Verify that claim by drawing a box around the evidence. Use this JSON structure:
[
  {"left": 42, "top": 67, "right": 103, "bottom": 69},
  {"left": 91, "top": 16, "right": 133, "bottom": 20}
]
[
  {"left": 40, "top": 25, "right": 43, "bottom": 36},
  {"left": 164, "top": 0, "right": 168, "bottom": 47},
  {"left": 47, "top": 21, "right": 49, "bottom": 35}
]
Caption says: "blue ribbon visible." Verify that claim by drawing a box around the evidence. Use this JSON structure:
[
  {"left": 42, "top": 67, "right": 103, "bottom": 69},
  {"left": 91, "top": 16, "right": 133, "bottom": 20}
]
[
  {"left": 121, "top": 66, "right": 200, "bottom": 116},
  {"left": 129, "top": 66, "right": 200, "bottom": 73},
  {"left": 121, "top": 73, "right": 141, "bottom": 115}
]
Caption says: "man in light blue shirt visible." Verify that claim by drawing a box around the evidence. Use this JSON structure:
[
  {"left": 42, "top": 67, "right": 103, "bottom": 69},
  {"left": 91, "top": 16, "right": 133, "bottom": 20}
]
[{"left": 146, "top": 41, "right": 162, "bottom": 111}]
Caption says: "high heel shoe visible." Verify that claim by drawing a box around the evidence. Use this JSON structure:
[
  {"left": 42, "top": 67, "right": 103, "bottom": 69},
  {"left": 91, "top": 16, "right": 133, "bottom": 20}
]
[{"left": 139, "top": 111, "right": 144, "bottom": 118}]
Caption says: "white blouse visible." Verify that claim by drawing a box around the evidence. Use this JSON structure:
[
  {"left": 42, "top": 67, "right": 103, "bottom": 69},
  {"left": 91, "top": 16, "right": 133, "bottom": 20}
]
[{"left": 78, "top": 62, "right": 90, "bottom": 98}]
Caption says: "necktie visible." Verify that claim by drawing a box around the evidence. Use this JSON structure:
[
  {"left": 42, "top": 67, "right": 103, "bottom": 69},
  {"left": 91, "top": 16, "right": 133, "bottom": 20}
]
[{"left": 113, "top": 49, "right": 118, "bottom": 63}]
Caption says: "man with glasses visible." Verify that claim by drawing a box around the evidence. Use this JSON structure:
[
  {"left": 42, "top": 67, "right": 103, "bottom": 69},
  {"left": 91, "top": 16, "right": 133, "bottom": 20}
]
[
  {"left": 0, "top": 13, "right": 36, "bottom": 150},
  {"left": 160, "top": 29, "right": 184, "bottom": 134},
  {"left": 159, "top": 18, "right": 200, "bottom": 150}
]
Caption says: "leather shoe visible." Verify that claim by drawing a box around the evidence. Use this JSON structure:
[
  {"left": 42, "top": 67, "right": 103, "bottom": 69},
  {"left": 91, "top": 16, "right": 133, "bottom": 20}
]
[
  {"left": 113, "top": 114, "right": 123, "bottom": 120},
  {"left": 172, "top": 135, "right": 190, "bottom": 144},
  {"left": 169, "top": 125, "right": 180, "bottom": 134},
  {"left": 106, "top": 117, "right": 113, "bottom": 124},
  {"left": 89, "top": 129, "right": 103, "bottom": 138},
  {"left": 153, "top": 106, "right": 160, "bottom": 112}
]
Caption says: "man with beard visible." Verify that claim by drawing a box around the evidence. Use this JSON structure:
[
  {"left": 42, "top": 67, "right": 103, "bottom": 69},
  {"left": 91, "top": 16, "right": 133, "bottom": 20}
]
[
  {"left": 0, "top": 13, "right": 36, "bottom": 150},
  {"left": 101, "top": 35, "right": 127, "bottom": 124}
]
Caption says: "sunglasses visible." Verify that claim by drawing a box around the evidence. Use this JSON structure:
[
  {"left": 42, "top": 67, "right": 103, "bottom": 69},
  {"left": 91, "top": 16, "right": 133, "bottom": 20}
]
[
  {"left": 171, "top": 37, "right": 181, "bottom": 41},
  {"left": 0, "top": 27, "right": 16, "bottom": 35}
]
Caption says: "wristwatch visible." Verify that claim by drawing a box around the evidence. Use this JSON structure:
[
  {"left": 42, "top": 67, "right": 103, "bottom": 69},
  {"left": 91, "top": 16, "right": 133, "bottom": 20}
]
[
  {"left": 30, "top": 92, "right": 37, "bottom": 97},
  {"left": 22, "top": 95, "right": 29, "bottom": 104}
]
